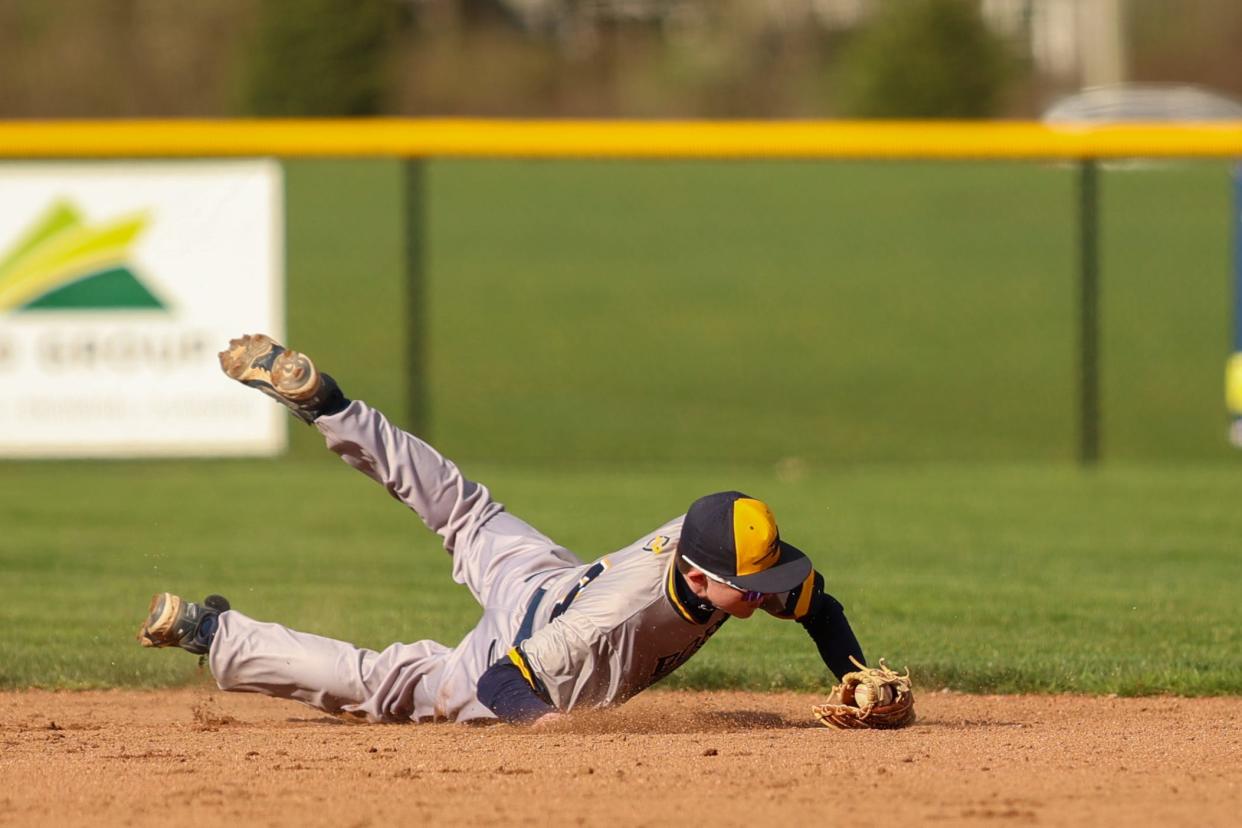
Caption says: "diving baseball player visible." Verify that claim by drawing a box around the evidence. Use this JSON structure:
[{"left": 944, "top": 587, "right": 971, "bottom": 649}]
[{"left": 138, "top": 334, "right": 866, "bottom": 725}]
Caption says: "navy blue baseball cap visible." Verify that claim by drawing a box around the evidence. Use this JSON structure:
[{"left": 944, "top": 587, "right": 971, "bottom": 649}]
[{"left": 678, "top": 491, "right": 812, "bottom": 594}]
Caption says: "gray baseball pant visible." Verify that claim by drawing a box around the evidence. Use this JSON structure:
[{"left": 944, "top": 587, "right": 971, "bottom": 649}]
[{"left": 207, "top": 400, "right": 582, "bottom": 722}]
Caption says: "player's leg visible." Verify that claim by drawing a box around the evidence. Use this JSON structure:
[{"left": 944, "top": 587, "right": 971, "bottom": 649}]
[
  {"left": 138, "top": 592, "right": 451, "bottom": 722},
  {"left": 210, "top": 610, "right": 452, "bottom": 722},
  {"left": 219, "top": 333, "right": 581, "bottom": 606},
  {"left": 430, "top": 605, "right": 523, "bottom": 723},
  {"left": 316, "top": 400, "right": 581, "bottom": 604}
]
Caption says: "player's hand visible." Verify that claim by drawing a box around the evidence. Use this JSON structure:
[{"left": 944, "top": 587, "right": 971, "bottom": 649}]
[
  {"left": 812, "top": 656, "right": 916, "bottom": 729},
  {"left": 530, "top": 712, "right": 565, "bottom": 730}
]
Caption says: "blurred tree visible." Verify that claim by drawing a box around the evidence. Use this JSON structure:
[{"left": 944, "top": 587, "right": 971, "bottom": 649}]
[
  {"left": 836, "top": 0, "right": 1016, "bottom": 118},
  {"left": 1, "top": 0, "right": 1240, "bottom": 120},
  {"left": 0, "top": 0, "right": 248, "bottom": 117},
  {"left": 239, "top": 0, "right": 401, "bottom": 116}
]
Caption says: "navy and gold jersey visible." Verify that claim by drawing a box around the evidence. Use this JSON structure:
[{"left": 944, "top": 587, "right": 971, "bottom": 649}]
[{"left": 505, "top": 516, "right": 829, "bottom": 712}]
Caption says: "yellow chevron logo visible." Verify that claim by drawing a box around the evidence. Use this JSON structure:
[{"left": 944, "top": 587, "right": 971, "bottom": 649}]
[{"left": 0, "top": 200, "right": 162, "bottom": 312}]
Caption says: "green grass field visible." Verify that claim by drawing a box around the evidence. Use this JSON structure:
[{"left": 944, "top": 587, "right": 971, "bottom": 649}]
[
  {"left": 1, "top": 457, "right": 1239, "bottom": 694},
  {"left": 285, "top": 158, "right": 1236, "bottom": 465},
  {"left": 2, "top": 158, "right": 1239, "bottom": 695}
]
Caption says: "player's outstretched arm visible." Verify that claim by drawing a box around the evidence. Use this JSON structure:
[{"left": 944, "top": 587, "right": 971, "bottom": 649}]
[
  {"left": 800, "top": 592, "right": 866, "bottom": 681},
  {"left": 762, "top": 569, "right": 866, "bottom": 681}
]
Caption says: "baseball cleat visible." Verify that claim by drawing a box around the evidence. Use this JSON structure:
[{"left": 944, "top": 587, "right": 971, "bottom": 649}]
[
  {"left": 218, "top": 333, "right": 346, "bottom": 423},
  {"left": 137, "top": 592, "right": 230, "bottom": 655}
]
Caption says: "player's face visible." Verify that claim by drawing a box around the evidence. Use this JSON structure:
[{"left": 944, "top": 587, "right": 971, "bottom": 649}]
[{"left": 701, "top": 578, "right": 765, "bottom": 618}]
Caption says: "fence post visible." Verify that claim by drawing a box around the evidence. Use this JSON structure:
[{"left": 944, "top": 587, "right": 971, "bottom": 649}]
[
  {"left": 403, "top": 159, "right": 428, "bottom": 437},
  {"left": 1078, "top": 159, "right": 1100, "bottom": 465}
]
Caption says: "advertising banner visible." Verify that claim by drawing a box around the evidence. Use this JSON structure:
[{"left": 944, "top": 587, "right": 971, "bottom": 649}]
[{"left": 0, "top": 161, "right": 284, "bottom": 457}]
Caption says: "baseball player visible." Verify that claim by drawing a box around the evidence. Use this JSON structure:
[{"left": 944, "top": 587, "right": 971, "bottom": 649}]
[{"left": 138, "top": 334, "right": 866, "bottom": 725}]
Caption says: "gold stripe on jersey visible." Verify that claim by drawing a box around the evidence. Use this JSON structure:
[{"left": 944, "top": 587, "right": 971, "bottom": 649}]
[
  {"left": 792, "top": 569, "right": 817, "bottom": 619},
  {"left": 507, "top": 646, "right": 537, "bottom": 689},
  {"left": 665, "top": 560, "right": 697, "bottom": 624}
]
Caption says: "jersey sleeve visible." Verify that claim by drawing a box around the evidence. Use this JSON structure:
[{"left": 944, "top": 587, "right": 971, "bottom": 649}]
[
  {"left": 798, "top": 590, "right": 864, "bottom": 680},
  {"left": 760, "top": 569, "right": 865, "bottom": 679},
  {"left": 761, "top": 568, "right": 823, "bottom": 621},
  {"left": 506, "top": 606, "right": 612, "bottom": 711}
]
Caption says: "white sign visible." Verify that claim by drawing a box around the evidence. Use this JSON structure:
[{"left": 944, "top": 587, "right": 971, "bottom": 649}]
[{"left": 0, "top": 161, "right": 285, "bottom": 457}]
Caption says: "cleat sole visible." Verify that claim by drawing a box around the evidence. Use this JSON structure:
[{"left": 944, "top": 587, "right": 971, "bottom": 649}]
[
  {"left": 218, "top": 334, "right": 322, "bottom": 402},
  {"left": 137, "top": 592, "right": 184, "bottom": 648}
]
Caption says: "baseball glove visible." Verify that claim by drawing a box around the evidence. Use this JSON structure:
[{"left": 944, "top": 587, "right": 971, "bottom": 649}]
[{"left": 812, "top": 656, "right": 916, "bottom": 729}]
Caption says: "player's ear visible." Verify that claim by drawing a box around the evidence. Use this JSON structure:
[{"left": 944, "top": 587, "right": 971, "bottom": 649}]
[{"left": 683, "top": 567, "right": 709, "bottom": 597}]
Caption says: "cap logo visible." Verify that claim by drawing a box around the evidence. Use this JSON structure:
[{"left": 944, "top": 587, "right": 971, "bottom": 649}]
[{"left": 733, "top": 498, "right": 781, "bottom": 576}]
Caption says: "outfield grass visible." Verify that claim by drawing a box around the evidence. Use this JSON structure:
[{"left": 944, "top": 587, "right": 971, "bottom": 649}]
[
  {"left": 2, "top": 158, "right": 1238, "bottom": 696},
  {"left": 281, "top": 158, "right": 1235, "bottom": 466},
  {"left": 2, "top": 456, "right": 1238, "bottom": 695}
]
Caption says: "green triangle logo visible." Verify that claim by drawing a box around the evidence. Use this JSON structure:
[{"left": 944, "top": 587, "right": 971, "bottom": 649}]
[{"left": 0, "top": 200, "right": 165, "bottom": 312}]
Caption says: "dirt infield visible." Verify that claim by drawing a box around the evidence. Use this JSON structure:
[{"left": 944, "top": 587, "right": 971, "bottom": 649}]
[{"left": 2, "top": 688, "right": 1239, "bottom": 826}]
